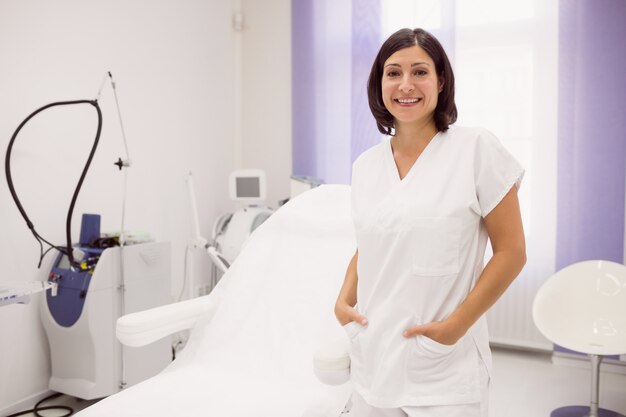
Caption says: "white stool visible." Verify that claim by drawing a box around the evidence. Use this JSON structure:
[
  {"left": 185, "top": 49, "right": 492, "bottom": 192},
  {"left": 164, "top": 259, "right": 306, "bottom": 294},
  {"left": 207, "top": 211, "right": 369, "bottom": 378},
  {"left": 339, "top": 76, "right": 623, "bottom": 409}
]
[{"left": 533, "top": 260, "right": 626, "bottom": 417}]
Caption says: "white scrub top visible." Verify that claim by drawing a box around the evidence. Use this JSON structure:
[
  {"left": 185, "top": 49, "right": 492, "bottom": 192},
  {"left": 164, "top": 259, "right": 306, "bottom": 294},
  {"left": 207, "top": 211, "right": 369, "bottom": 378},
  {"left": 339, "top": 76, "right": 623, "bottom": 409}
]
[{"left": 348, "top": 126, "right": 524, "bottom": 408}]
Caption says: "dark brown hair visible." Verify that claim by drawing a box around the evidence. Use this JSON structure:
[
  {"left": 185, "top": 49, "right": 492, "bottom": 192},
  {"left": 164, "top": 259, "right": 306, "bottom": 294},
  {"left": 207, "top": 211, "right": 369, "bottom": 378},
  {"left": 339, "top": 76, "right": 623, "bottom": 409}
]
[{"left": 367, "top": 28, "right": 457, "bottom": 135}]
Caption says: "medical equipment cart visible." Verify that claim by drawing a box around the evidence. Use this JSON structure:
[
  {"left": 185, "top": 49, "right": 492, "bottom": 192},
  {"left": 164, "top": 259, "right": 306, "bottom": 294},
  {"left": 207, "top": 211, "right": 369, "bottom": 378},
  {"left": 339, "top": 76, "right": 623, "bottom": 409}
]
[{"left": 41, "top": 241, "right": 172, "bottom": 400}]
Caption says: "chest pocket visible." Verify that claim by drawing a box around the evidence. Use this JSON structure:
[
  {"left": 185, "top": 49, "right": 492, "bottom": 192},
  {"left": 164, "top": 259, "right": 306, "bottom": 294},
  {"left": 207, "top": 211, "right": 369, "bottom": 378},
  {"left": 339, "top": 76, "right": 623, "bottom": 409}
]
[{"left": 405, "top": 217, "right": 461, "bottom": 277}]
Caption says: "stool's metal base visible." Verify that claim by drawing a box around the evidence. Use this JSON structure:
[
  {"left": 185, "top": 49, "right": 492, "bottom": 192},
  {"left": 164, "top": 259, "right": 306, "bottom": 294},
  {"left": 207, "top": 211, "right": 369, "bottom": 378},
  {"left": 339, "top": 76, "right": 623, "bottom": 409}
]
[
  {"left": 549, "top": 354, "right": 626, "bottom": 417},
  {"left": 550, "top": 406, "right": 625, "bottom": 417}
]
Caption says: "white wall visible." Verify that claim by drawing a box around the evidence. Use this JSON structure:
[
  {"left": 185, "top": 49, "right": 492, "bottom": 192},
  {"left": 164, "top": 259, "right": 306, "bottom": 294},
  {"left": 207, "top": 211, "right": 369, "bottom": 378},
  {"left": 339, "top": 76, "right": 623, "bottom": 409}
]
[
  {"left": 0, "top": 0, "right": 236, "bottom": 411},
  {"left": 240, "top": 0, "right": 292, "bottom": 209}
]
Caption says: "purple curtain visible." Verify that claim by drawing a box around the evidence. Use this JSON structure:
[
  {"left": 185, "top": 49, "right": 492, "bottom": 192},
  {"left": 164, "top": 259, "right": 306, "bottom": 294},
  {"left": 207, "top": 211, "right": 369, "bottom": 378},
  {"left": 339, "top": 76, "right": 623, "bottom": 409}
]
[
  {"left": 555, "top": 0, "right": 626, "bottom": 356},
  {"left": 350, "top": 0, "right": 382, "bottom": 162},
  {"left": 291, "top": 0, "right": 381, "bottom": 184},
  {"left": 556, "top": 0, "right": 626, "bottom": 269},
  {"left": 291, "top": 0, "right": 317, "bottom": 179}
]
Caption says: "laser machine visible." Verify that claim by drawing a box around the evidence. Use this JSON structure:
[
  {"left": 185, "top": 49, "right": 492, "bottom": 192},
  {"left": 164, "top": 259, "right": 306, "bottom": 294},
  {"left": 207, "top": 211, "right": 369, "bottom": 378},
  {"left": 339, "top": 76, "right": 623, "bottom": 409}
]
[{"left": 40, "top": 215, "right": 171, "bottom": 399}]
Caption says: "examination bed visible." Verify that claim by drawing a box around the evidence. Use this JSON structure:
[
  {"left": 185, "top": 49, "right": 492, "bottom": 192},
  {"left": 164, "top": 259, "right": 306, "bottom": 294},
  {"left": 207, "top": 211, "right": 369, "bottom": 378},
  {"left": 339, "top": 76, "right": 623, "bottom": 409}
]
[{"left": 76, "top": 185, "right": 355, "bottom": 417}]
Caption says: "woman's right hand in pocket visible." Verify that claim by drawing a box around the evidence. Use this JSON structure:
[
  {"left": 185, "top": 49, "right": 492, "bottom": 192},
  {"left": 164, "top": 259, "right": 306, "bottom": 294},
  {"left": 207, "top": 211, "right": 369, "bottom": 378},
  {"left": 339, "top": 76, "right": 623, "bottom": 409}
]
[{"left": 335, "top": 302, "right": 368, "bottom": 326}]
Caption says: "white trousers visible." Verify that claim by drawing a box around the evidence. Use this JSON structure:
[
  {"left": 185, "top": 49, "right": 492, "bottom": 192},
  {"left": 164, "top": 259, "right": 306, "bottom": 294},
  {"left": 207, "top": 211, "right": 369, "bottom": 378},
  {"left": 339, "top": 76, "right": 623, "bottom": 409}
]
[{"left": 345, "top": 360, "right": 489, "bottom": 417}]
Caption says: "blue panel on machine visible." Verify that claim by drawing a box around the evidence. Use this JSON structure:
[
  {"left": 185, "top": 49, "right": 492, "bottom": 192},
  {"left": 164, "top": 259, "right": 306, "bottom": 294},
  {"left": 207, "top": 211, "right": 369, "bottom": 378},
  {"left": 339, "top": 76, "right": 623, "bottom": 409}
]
[{"left": 47, "top": 248, "right": 104, "bottom": 327}]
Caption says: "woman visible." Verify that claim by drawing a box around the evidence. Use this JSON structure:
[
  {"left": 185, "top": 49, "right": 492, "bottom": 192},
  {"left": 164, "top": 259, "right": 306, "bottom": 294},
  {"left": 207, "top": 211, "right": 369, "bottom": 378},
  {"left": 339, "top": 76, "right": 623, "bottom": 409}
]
[{"left": 334, "top": 28, "right": 526, "bottom": 417}]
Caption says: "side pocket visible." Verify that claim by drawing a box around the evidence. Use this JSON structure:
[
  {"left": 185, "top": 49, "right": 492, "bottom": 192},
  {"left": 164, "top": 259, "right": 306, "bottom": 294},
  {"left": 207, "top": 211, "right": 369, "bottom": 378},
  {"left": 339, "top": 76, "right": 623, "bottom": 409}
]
[
  {"left": 342, "top": 321, "right": 366, "bottom": 385},
  {"left": 406, "top": 334, "right": 480, "bottom": 400},
  {"left": 417, "top": 335, "right": 457, "bottom": 357},
  {"left": 342, "top": 321, "right": 362, "bottom": 340}
]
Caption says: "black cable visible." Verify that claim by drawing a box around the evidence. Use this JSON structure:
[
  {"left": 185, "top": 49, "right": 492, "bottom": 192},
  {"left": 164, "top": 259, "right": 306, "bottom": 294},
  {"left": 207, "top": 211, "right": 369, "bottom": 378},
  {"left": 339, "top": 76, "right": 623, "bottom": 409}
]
[
  {"left": 5, "top": 100, "right": 102, "bottom": 269},
  {"left": 65, "top": 102, "right": 102, "bottom": 266},
  {"left": 5, "top": 392, "right": 74, "bottom": 417}
]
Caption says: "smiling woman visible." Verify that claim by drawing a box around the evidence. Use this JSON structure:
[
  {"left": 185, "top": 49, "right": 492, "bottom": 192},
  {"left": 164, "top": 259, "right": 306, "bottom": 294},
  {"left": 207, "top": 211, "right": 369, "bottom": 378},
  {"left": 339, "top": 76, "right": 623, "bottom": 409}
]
[
  {"left": 334, "top": 28, "right": 526, "bottom": 417},
  {"left": 367, "top": 28, "right": 456, "bottom": 137}
]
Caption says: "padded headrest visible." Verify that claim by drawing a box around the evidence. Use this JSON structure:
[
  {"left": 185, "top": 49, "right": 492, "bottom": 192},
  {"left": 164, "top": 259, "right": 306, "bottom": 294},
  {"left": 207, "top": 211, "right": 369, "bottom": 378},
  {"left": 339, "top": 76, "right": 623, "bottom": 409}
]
[{"left": 313, "top": 337, "right": 351, "bottom": 385}]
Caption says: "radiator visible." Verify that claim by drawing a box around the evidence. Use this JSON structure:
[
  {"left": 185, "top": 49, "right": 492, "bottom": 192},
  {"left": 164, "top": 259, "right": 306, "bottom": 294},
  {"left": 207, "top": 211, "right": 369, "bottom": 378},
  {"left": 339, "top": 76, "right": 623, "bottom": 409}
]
[{"left": 486, "top": 262, "right": 553, "bottom": 351}]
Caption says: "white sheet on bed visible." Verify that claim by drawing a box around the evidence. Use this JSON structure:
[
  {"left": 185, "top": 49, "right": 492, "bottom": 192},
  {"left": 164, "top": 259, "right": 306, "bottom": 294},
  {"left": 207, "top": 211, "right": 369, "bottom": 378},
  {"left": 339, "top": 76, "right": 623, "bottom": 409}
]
[{"left": 77, "top": 184, "right": 355, "bottom": 417}]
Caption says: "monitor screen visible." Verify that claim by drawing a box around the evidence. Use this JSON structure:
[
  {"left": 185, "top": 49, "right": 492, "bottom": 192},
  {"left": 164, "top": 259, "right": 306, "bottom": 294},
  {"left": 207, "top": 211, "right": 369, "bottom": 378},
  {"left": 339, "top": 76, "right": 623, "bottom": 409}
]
[
  {"left": 236, "top": 177, "right": 261, "bottom": 198},
  {"left": 229, "top": 169, "right": 266, "bottom": 202}
]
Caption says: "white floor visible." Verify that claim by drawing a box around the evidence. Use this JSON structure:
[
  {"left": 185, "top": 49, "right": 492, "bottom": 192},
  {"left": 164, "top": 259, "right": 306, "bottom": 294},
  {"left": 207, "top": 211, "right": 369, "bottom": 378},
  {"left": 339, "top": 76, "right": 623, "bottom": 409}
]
[
  {"left": 11, "top": 347, "right": 626, "bottom": 416},
  {"left": 489, "top": 348, "right": 626, "bottom": 417}
]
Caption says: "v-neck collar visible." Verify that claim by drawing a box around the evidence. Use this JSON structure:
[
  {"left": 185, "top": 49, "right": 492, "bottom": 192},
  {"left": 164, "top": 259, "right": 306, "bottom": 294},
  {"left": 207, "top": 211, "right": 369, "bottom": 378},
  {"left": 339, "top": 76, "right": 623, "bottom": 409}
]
[{"left": 385, "top": 131, "right": 441, "bottom": 183}]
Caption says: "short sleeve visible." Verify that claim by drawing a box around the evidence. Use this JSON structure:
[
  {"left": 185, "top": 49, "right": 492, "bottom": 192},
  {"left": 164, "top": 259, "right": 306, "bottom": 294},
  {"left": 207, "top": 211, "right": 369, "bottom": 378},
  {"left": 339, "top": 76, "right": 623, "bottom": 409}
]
[{"left": 474, "top": 130, "right": 525, "bottom": 217}]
